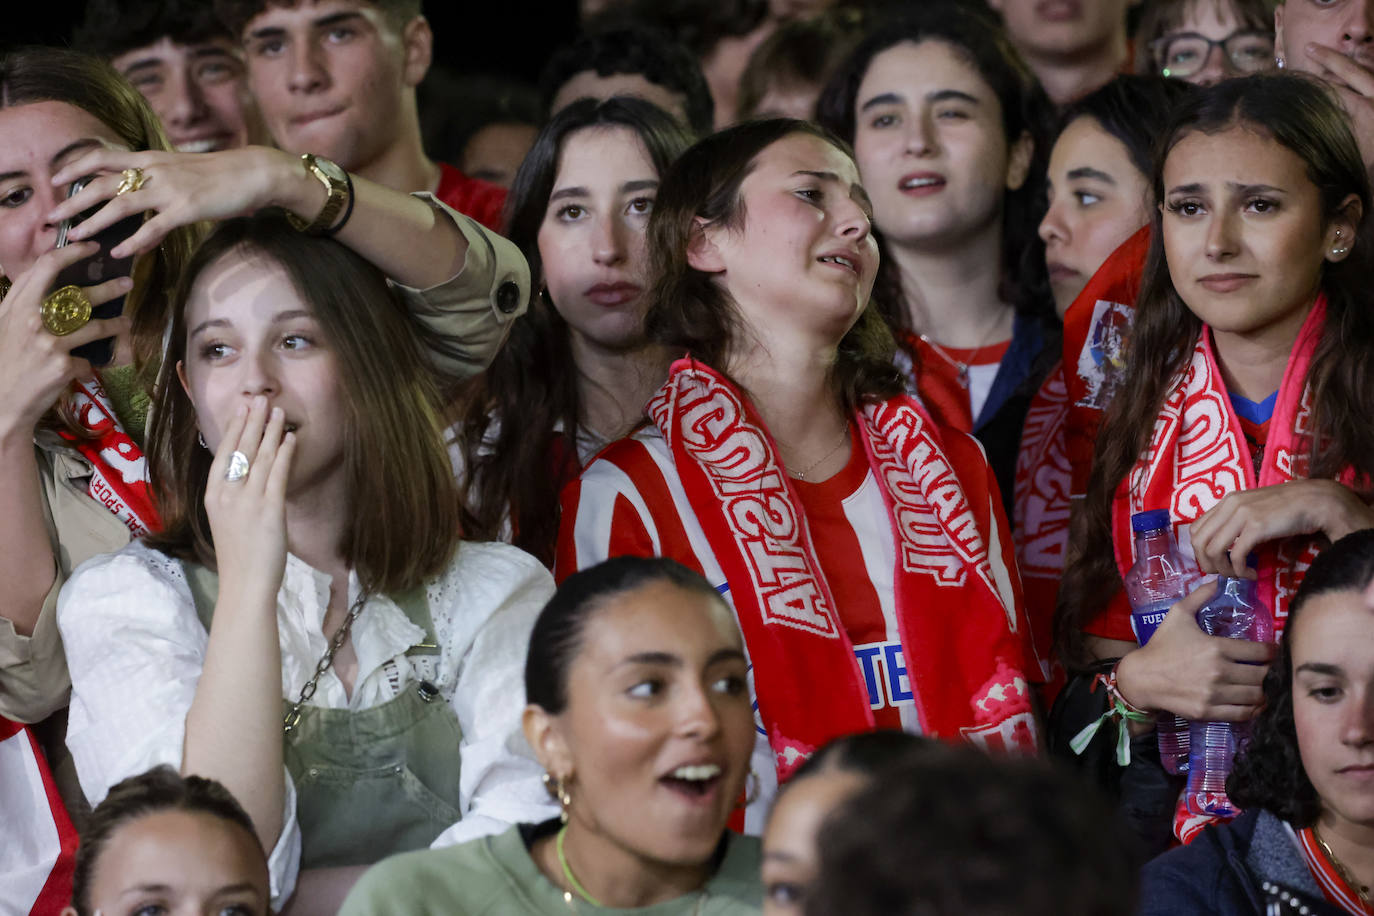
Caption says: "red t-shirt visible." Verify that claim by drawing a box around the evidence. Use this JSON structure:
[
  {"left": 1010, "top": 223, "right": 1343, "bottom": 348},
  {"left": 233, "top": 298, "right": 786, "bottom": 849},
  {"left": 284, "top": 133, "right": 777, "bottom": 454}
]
[
  {"left": 909, "top": 336, "right": 1012, "bottom": 433},
  {"left": 793, "top": 427, "right": 907, "bottom": 732},
  {"left": 435, "top": 162, "right": 507, "bottom": 232}
]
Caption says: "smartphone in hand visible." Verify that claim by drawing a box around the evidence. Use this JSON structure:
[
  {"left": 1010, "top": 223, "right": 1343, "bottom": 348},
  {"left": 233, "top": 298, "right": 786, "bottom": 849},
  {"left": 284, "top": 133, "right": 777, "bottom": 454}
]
[{"left": 53, "top": 178, "right": 144, "bottom": 366}]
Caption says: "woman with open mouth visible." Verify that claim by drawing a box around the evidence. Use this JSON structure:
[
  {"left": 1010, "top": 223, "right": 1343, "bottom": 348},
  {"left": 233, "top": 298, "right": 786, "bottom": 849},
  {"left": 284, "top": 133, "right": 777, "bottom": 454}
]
[
  {"left": 340, "top": 556, "right": 764, "bottom": 915},
  {"left": 816, "top": 4, "right": 1059, "bottom": 511},
  {"left": 558, "top": 116, "right": 1042, "bottom": 829}
]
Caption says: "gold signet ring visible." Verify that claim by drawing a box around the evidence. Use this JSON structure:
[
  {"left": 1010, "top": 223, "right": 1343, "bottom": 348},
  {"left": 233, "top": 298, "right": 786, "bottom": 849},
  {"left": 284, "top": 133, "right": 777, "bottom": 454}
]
[
  {"left": 41, "top": 285, "right": 93, "bottom": 336},
  {"left": 115, "top": 167, "right": 147, "bottom": 195}
]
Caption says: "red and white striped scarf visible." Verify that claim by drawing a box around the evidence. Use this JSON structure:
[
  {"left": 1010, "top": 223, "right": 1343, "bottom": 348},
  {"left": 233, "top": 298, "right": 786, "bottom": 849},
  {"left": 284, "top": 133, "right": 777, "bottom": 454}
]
[
  {"left": 1298, "top": 827, "right": 1374, "bottom": 916},
  {"left": 649, "top": 359, "right": 1039, "bottom": 779},
  {"left": 58, "top": 376, "right": 158, "bottom": 536},
  {"left": 0, "top": 717, "right": 77, "bottom": 915},
  {"left": 1110, "top": 295, "right": 1338, "bottom": 630}
]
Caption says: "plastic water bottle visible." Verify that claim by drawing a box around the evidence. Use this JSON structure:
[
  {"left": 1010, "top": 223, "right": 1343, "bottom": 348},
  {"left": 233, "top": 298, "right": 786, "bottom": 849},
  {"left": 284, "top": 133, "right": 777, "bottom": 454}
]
[
  {"left": 1122, "top": 509, "right": 1195, "bottom": 774},
  {"left": 1185, "top": 571, "right": 1274, "bottom": 816}
]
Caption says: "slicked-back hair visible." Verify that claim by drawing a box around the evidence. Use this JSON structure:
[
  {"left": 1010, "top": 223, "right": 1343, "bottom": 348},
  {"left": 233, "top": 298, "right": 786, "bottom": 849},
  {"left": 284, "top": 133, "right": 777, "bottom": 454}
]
[
  {"left": 71, "top": 766, "right": 265, "bottom": 916},
  {"left": 145, "top": 212, "right": 461, "bottom": 596},
  {"left": 525, "top": 557, "right": 726, "bottom": 715}
]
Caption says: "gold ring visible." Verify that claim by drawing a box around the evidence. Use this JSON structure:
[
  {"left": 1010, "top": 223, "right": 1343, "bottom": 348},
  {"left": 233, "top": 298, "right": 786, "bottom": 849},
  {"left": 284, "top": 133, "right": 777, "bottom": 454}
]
[
  {"left": 41, "top": 285, "right": 93, "bottom": 336},
  {"left": 115, "top": 167, "right": 147, "bottom": 196}
]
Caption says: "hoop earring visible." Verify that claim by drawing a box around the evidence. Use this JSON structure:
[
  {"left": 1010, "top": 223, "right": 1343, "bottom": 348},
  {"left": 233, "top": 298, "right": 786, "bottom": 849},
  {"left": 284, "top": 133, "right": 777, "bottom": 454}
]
[
  {"left": 1276, "top": 56, "right": 1285, "bottom": 69},
  {"left": 742, "top": 769, "right": 760, "bottom": 807},
  {"left": 543, "top": 772, "right": 573, "bottom": 824},
  {"left": 0, "top": 277, "right": 9, "bottom": 301},
  {"left": 197, "top": 431, "right": 208, "bottom": 449}
]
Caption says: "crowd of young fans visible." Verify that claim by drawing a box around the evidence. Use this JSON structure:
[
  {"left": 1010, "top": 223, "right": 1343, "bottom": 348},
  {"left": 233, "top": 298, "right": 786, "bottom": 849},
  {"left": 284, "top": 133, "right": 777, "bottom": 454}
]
[{"left": 4, "top": 1, "right": 1374, "bottom": 914}]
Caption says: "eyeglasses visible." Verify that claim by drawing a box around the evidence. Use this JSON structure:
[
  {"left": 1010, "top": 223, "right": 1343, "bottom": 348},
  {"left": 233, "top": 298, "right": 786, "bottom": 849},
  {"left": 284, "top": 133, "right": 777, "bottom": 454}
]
[{"left": 1151, "top": 30, "right": 1275, "bottom": 79}]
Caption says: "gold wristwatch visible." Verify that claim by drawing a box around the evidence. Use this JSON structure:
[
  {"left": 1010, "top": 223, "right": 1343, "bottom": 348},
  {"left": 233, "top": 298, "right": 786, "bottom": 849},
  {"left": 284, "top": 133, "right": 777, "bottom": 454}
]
[{"left": 287, "top": 153, "right": 350, "bottom": 234}]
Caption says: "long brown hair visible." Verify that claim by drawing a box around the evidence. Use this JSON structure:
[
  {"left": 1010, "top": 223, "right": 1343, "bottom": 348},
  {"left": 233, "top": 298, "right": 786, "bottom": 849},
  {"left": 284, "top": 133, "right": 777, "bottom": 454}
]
[
  {"left": 0, "top": 47, "right": 201, "bottom": 376},
  {"left": 1059, "top": 74, "right": 1374, "bottom": 667},
  {"left": 145, "top": 212, "right": 461, "bottom": 595},
  {"left": 643, "top": 118, "right": 904, "bottom": 411},
  {"left": 450, "top": 97, "right": 693, "bottom": 565}
]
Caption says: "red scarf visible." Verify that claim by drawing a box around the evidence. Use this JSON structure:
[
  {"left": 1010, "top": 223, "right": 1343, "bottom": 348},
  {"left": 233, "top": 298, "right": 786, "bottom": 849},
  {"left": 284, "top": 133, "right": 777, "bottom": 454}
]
[
  {"left": 1013, "top": 226, "right": 1149, "bottom": 682},
  {"left": 1111, "top": 296, "right": 1336, "bottom": 629},
  {"left": 648, "top": 359, "right": 1038, "bottom": 778},
  {"left": 0, "top": 717, "right": 77, "bottom": 916},
  {"left": 1298, "top": 827, "right": 1374, "bottom": 915},
  {"left": 1063, "top": 225, "right": 1150, "bottom": 494},
  {"left": 1013, "top": 364, "right": 1071, "bottom": 680},
  {"left": 57, "top": 377, "right": 159, "bottom": 536}
]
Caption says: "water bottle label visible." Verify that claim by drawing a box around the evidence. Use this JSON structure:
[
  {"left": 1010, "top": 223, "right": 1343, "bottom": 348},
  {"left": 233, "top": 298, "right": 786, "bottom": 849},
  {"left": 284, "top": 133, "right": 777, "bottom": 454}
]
[{"left": 1131, "top": 603, "right": 1172, "bottom": 645}]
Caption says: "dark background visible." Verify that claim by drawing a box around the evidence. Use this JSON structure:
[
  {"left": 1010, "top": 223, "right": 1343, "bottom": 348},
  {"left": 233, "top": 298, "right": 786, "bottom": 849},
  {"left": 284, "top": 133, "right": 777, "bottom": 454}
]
[{"left": 11, "top": 1, "right": 583, "bottom": 85}]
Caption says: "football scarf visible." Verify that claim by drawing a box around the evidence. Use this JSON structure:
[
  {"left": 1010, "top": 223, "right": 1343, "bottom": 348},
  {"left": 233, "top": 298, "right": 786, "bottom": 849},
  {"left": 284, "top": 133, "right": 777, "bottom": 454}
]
[
  {"left": 58, "top": 376, "right": 158, "bottom": 536},
  {"left": 648, "top": 358, "right": 1038, "bottom": 779}
]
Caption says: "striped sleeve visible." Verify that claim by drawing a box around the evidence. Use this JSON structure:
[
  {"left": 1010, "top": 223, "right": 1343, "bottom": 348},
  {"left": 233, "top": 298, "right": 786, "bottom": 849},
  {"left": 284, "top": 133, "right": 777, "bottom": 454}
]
[{"left": 555, "top": 436, "right": 715, "bottom": 586}]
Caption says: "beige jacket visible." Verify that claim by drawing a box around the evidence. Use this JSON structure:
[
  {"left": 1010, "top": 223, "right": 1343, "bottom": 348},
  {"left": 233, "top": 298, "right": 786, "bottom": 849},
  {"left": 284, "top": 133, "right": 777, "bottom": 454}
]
[{"left": 0, "top": 199, "right": 529, "bottom": 723}]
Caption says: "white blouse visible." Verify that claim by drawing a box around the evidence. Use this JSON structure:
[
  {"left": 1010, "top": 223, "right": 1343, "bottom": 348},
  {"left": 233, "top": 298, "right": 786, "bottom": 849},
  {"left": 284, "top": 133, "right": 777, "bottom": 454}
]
[{"left": 57, "top": 539, "right": 559, "bottom": 906}]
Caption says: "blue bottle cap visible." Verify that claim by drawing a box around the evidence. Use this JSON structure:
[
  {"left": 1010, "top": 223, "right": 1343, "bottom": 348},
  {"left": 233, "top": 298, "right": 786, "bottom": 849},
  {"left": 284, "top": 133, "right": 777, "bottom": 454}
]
[{"left": 1131, "top": 509, "right": 1172, "bottom": 533}]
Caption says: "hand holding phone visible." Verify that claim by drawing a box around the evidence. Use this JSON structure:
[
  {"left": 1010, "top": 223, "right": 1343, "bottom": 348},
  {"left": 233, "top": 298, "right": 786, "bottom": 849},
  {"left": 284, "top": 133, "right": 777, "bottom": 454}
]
[{"left": 53, "top": 177, "right": 143, "bottom": 366}]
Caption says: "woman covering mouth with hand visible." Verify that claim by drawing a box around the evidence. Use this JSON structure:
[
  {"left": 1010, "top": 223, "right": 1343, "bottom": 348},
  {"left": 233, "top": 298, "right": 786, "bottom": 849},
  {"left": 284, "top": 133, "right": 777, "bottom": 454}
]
[{"left": 339, "top": 557, "right": 764, "bottom": 916}]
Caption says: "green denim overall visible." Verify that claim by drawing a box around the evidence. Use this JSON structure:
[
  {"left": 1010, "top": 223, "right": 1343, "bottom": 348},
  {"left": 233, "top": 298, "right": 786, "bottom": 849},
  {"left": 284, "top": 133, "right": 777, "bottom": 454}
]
[{"left": 182, "top": 562, "right": 464, "bottom": 868}]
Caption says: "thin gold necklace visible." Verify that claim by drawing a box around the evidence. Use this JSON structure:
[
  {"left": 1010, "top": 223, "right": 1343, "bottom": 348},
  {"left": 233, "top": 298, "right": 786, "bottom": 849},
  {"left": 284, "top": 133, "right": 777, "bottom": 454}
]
[
  {"left": 782, "top": 423, "right": 851, "bottom": 481},
  {"left": 555, "top": 828, "right": 708, "bottom": 915},
  {"left": 1314, "top": 824, "right": 1373, "bottom": 907},
  {"left": 918, "top": 312, "right": 1010, "bottom": 390}
]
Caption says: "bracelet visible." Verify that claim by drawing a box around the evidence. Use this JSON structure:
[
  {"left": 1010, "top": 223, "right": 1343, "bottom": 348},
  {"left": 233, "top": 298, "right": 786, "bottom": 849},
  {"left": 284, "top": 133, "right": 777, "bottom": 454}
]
[
  {"left": 1069, "top": 661, "right": 1154, "bottom": 766},
  {"left": 324, "top": 169, "right": 355, "bottom": 237}
]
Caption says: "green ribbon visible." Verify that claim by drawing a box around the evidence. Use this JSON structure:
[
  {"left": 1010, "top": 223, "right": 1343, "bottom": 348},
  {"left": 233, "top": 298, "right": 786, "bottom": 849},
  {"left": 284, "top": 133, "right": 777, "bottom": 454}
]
[{"left": 1070, "top": 701, "right": 1154, "bottom": 766}]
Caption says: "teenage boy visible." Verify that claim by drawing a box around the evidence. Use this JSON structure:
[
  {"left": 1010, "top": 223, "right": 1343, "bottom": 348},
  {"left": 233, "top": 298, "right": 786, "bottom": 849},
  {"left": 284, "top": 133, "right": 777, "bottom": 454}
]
[
  {"left": 75, "top": 0, "right": 270, "bottom": 154},
  {"left": 215, "top": 0, "right": 505, "bottom": 229}
]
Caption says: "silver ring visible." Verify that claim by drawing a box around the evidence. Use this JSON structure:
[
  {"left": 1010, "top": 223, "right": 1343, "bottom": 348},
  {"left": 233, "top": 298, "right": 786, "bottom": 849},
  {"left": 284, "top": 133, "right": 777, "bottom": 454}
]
[{"left": 225, "top": 450, "right": 250, "bottom": 482}]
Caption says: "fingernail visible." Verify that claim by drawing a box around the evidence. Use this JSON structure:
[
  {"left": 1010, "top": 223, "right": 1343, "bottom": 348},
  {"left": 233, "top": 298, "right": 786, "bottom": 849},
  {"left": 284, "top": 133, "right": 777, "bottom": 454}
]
[
  {"left": 1307, "top": 42, "right": 1319, "bottom": 54},
  {"left": 253, "top": 394, "right": 267, "bottom": 408},
  {"left": 272, "top": 406, "right": 283, "bottom": 419},
  {"left": 236, "top": 404, "right": 248, "bottom": 417}
]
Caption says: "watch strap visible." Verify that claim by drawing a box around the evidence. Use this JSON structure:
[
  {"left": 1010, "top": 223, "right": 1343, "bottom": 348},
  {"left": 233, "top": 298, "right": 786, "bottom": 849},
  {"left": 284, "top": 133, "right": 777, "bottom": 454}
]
[{"left": 287, "top": 153, "right": 348, "bottom": 235}]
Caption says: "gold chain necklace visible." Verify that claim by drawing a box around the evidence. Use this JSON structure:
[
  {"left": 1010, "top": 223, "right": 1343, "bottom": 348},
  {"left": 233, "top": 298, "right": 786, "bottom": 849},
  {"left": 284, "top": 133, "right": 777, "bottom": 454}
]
[
  {"left": 1314, "top": 824, "right": 1373, "bottom": 907},
  {"left": 782, "top": 423, "right": 851, "bottom": 481},
  {"left": 556, "top": 828, "right": 708, "bottom": 915},
  {"left": 917, "top": 311, "right": 1010, "bottom": 390}
]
